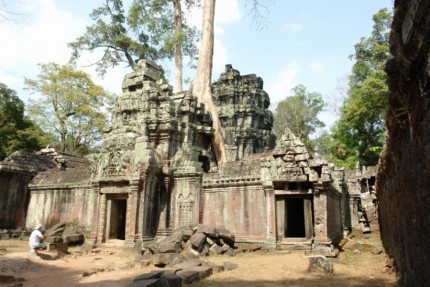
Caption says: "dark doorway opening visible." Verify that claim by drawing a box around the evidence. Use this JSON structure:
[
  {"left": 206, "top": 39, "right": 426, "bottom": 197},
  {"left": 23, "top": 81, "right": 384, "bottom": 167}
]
[
  {"left": 109, "top": 199, "right": 127, "bottom": 240},
  {"left": 285, "top": 198, "right": 305, "bottom": 237}
]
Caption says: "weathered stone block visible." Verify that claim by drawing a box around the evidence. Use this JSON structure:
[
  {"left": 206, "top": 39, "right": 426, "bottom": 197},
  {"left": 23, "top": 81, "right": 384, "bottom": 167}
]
[
  {"left": 153, "top": 253, "right": 183, "bottom": 267},
  {"left": 158, "top": 241, "right": 181, "bottom": 254},
  {"left": 191, "top": 266, "right": 213, "bottom": 280},
  {"left": 176, "top": 270, "right": 200, "bottom": 284},
  {"left": 307, "top": 255, "right": 333, "bottom": 273},
  {"left": 189, "top": 232, "right": 206, "bottom": 248},
  {"left": 218, "top": 228, "right": 235, "bottom": 246},
  {"left": 223, "top": 261, "right": 238, "bottom": 270},
  {"left": 209, "top": 243, "right": 222, "bottom": 255}
]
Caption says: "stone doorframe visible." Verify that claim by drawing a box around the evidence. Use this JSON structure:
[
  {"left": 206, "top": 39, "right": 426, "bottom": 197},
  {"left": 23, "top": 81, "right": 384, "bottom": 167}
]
[{"left": 91, "top": 180, "right": 143, "bottom": 247}]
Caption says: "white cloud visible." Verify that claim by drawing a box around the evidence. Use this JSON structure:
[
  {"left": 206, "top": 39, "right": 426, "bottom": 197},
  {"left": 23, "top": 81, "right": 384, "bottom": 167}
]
[
  {"left": 213, "top": 40, "right": 228, "bottom": 74},
  {"left": 216, "top": 0, "right": 241, "bottom": 24},
  {"left": 283, "top": 22, "right": 303, "bottom": 33},
  {"left": 309, "top": 59, "right": 326, "bottom": 72},
  {"left": 266, "top": 63, "right": 301, "bottom": 105},
  {"left": 0, "top": 0, "right": 91, "bottom": 100}
]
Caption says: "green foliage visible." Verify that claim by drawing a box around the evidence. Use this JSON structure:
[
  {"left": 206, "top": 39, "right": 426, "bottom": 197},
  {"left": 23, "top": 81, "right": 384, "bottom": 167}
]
[
  {"left": 0, "top": 83, "right": 48, "bottom": 159},
  {"left": 24, "top": 63, "right": 113, "bottom": 156},
  {"left": 128, "top": 0, "right": 200, "bottom": 64},
  {"left": 69, "top": 0, "right": 199, "bottom": 76},
  {"left": 328, "top": 8, "right": 392, "bottom": 168},
  {"left": 273, "top": 84, "right": 325, "bottom": 150}
]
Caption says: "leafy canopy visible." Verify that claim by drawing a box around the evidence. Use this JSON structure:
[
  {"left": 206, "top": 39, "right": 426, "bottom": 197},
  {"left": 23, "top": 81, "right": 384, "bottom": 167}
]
[
  {"left": 328, "top": 8, "right": 392, "bottom": 168},
  {"left": 0, "top": 83, "right": 49, "bottom": 159},
  {"left": 69, "top": 0, "right": 199, "bottom": 77},
  {"left": 273, "top": 84, "right": 325, "bottom": 150},
  {"left": 24, "top": 63, "right": 113, "bottom": 156}
]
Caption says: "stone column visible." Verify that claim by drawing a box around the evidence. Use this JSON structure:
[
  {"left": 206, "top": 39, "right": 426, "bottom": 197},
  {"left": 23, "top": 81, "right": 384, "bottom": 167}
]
[
  {"left": 265, "top": 185, "right": 276, "bottom": 244},
  {"left": 97, "top": 193, "right": 107, "bottom": 243},
  {"left": 125, "top": 180, "right": 140, "bottom": 247},
  {"left": 137, "top": 176, "right": 145, "bottom": 238},
  {"left": 313, "top": 192, "right": 330, "bottom": 244},
  {"left": 156, "top": 176, "right": 171, "bottom": 236},
  {"left": 87, "top": 183, "right": 100, "bottom": 245}
]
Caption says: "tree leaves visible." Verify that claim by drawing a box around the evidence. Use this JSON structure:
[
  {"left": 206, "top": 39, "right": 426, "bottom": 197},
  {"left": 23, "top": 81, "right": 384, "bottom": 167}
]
[
  {"left": 273, "top": 84, "right": 325, "bottom": 151},
  {"left": 24, "top": 63, "right": 113, "bottom": 156}
]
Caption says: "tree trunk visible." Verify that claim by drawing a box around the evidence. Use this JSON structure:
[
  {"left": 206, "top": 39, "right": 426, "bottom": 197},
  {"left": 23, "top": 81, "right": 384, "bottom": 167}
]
[
  {"left": 172, "top": 0, "right": 183, "bottom": 93},
  {"left": 192, "top": 0, "right": 227, "bottom": 167}
]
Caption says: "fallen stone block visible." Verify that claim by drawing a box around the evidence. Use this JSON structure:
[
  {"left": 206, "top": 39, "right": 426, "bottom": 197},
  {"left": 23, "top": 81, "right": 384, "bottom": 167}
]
[
  {"left": 176, "top": 270, "right": 200, "bottom": 284},
  {"left": 191, "top": 266, "right": 213, "bottom": 279},
  {"left": 199, "top": 226, "right": 219, "bottom": 238},
  {"left": 218, "top": 228, "right": 235, "bottom": 246},
  {"left": 128, "top": 278, "right": 160, "bottom": 287},
  {"left": 189, "top": 232, "right": 206, "bottom": 248},
  {"left": 223, "top": 261, "right": 238, "bottom": 270},
  {"left": 172, "top": 259, "right": 203, "bottom": 269},
  {"left": 153, "top": 253, "right": 184, "bottom": 267},
  {"left": 209, "top": 243, "right": 222, "bottom": 255},
  {"left": 133, "top": 271, "right": 163, "bottom": 281},
  {"left": 158, "top": 241, "right": 181, "bottom": 254},
  {"left": 161, "top": 274, "right": 182, "bottom": 287},
  {"left": 152, "top": 267, "right": 182, "bottom": 275},
  {"left": 307, "top": 255, "right": 333, "bottom": 273},
  {"left": 47, "top": 242, "right": 68, "bottom": 253},
  {"left": 62, "top": 234, "right": 84, "bottom": 245},
  {"left": 206, "top": 262, "right": 225, "bottom": 273}
]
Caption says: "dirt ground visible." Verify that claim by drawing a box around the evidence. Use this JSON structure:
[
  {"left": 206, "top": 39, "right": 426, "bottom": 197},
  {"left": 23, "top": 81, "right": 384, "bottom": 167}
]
[{"left": 0, "top": 231, "right": 396, "bottom": 287}]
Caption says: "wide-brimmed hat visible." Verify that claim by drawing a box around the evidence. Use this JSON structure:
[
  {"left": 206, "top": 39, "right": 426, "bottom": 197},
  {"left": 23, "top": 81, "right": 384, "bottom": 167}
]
[{"left": 35, "top": 224, "right": 42, "bottom": 230}]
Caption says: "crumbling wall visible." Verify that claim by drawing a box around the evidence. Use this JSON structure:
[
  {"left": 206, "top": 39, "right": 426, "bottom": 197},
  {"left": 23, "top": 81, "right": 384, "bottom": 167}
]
[{"left": 377, "top": 0, "right": 430, "bottom": 285}]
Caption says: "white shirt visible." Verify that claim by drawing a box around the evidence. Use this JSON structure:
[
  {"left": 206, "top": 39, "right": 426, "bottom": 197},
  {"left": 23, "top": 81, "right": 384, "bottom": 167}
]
[{"left": 29, "top": 229, "right": 43, "bottom": 248}]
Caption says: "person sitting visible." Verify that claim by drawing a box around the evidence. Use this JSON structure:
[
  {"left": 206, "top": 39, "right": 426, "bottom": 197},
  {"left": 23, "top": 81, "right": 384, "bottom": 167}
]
[{"left": 29, "top": 224, "right": 46, "bottom": 255}]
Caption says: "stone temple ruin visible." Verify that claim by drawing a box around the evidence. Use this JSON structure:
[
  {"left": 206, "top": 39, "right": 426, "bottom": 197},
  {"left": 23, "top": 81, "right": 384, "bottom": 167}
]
[{"left": 0, "top": 60, "right": 379, "bottom": 254}]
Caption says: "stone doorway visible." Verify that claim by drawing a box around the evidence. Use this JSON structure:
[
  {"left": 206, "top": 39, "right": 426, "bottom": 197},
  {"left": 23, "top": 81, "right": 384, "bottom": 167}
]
[
  {"left": 106, "top": 197, "right": 127, "bottom": 240},
  {"left": 276, "top": 195, "right": 313, "bottom": 241}
]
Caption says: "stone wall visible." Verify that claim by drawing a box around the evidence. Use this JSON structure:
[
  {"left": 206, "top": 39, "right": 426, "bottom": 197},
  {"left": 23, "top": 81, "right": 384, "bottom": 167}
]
[
  {"left": 377, "top": 0, "right": 430, "bottom": 285},
  {"left": 0, "top": 150, "right": 56, "bottom": 229},
  {"left": 27, "top": 167, "right": 94, "bottom": 229}
]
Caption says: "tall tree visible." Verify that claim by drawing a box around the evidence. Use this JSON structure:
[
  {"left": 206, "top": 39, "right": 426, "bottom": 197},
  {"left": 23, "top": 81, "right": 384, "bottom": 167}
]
[
  {"left": 328, "top": 8, "right": 392, "bottom": 168},
  {"left": 0, "top": 83, "right": 49, "bottom": 159},
  {"left": 24, "top": 63, "right": 113, "bottom": 156},
  {"left": 192, "top": 0, "right": 229, "bottom": 166},
  {"left": 192, "top": 0, "right": 272, "bottom": 167},
  {"left": 273, "top": 84, "right": 325, "bottom": 150},
  {"left": 70, "top": 0, "right": 199, "bottom": 92},
  {"left": 129, "top": 0, "right": 200, "bottom": 92}
]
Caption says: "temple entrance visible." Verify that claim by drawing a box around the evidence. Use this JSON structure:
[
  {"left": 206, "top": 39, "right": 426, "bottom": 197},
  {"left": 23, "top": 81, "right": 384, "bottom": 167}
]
[
  {"left": 107, "top": 198, "right": 127, "bottom": 240},
  {"left": 276, "top": 195, "right": 313, "bottom": 240}
]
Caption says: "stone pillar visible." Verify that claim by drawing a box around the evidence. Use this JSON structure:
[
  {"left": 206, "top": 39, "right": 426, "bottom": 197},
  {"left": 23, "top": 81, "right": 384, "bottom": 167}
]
[
  {"left": 97, "top": 193, "right": 107, "bottom": 243},
  {"left": 313, "top": 192, "right": 330, "bottom": 244},
  {"left": 156, "top": 176, "right": 171, "bottom": 236},
  {"left": 265, "top": 185, "right": 276, "bottom": 244},
  {"left": 137, "top": 176, "right": 145, "bottom": 238},
  {"left": 238, "top": 139, "right": 246, "bottom": 160},
  {"left": 125, "top": 180, "right": 140, "bottom": 247},
  {"left": 87, "top": 183, "right": 100, "bottom": 245}
]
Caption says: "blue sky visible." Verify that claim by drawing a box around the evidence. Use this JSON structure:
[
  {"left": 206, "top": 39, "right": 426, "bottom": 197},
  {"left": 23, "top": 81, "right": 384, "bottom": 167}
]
[{"left": 0, "top": 0, "right": 393, "bottom": 128}]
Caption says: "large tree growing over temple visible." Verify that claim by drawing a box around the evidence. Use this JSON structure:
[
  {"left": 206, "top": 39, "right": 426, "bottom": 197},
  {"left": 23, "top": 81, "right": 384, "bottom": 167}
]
[
  {"left": 69, "top": 0, "right": 199, "bottom": 92},
  {"left": 24, "top": 63, "right": 113, "bottom": 156},
  {"left": 328, "top": 8, "right": 392, "bottom": 168},
  {"left": 192, "top": 0, "right": 271, "bottom": 166}
]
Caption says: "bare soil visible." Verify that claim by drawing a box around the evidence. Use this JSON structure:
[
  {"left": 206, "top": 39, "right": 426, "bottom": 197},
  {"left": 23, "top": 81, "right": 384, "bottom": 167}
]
[{"left": 0, "top": 231, "right": 396, "bottom": 287}]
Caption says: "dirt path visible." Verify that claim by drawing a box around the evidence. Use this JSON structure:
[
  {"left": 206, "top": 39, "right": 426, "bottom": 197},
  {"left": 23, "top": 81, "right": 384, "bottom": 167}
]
[{"left": 0, "top": 233, "right": 396, "bottom": 287}]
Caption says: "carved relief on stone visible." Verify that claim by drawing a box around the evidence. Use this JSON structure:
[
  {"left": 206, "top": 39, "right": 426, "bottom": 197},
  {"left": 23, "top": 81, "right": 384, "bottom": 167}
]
[
  {"left": 177, "top": 182, "right": 195, "bottom": 227},
  {"left": 102, "top": 151, "right": 129, "bottom": 177}
]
